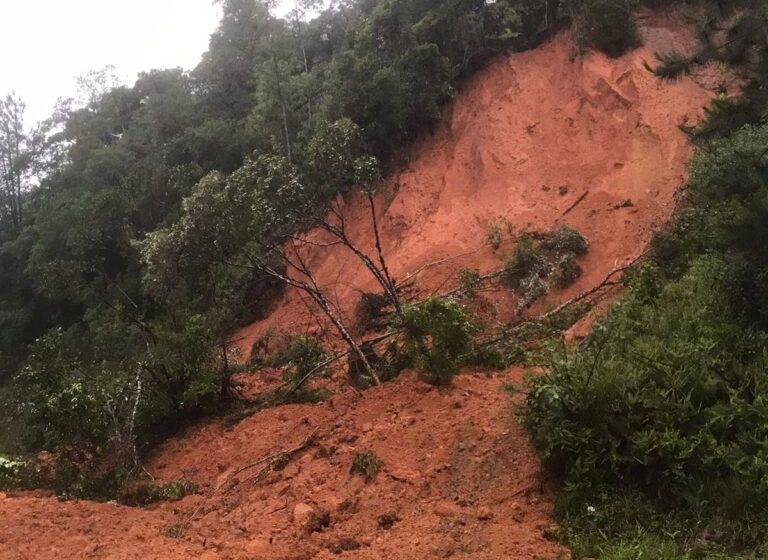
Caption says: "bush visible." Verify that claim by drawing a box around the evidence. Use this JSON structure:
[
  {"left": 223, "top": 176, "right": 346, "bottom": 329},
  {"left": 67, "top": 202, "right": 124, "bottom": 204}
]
[
  {"left": 119, "top": 478, "right": 198, "bottom": 506},
  {"left": 253, "top": 334, "right": 327, "bottom": 387},
  {"left": 350, "top": 450, "right": 382, "bottom": 482},
  {"left": 501, "top": 227, "right": 589, "bottom": 310},
  {"left": 393, "top": 298, "right": 473, "bottom": 386},
  {"left": 486, "top": 223, "right": 503, "bottom": 251},
  {"left": 518, "top": 259, "right": 768, "bottom": 547},
  {"left": 552, "top": 254, "right": 583, "bottom": 289},
  {"left": 500, "top": 235, "right": 550, "bottom": 292},
  {"left": 539, "top": 225, "right": 589, "bottom": 256},
  {"left": 579, "top": 0, "right": 640, "bottom": 58},
  {"left": 457, "top": 268, "right": 483, "bottom": 298},
  {"left": 353, "top": 292, "right": 390, "bottom": 335},
  {"left": 0, "top": 455, "right": 39, "bottom": 490}
]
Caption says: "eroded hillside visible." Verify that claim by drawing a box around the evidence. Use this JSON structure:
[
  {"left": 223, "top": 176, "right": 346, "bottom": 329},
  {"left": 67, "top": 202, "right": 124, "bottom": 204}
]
[
  {"left": 0, "top": 12, "right": 721, "bottom": 560},
  {"left": 231, "top": 11, "right": 713, "bottom": 361}
]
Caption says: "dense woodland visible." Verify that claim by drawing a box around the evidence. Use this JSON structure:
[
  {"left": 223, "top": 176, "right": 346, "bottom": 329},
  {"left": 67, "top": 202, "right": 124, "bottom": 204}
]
[{"left": 3, "top": 0, "right": 768, "bottom": 557}]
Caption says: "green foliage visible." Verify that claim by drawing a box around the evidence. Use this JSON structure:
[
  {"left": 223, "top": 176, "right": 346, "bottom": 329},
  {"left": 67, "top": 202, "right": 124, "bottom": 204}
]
[
  {"left": 539, "top": 225, "right": 589, "bottom": 255},
  {"left": 457, "top": 268, "right": 483, "bottom": 298},
  {"left": 501, "top": 235, "right": 550, "bottom": 292},
  {"left": 644, "top": 51, "right": 694, "bottom": 79},
  {"left": 0, "top": 455, "right": 39, "bottom": 490},
  {"left": 16, "top": 328, "right": 119, "bottom": 449},
  {"left": 262, "top": 334, "right": 327, "bottom": 386},
  {"left": 519, "top": 259, "right": 768, "bottom": 550},
  {"left": 393, "top": 298, "right": 474, "bottom": 386},
  {"left": 578, "top": 0, "right": 640, "bottom": 57},
  {"left": 556, "top": 487, "right": 768, "bottom": 559},
  {"left": 486, "top": 222, "right": 503, "bottom": 251},
  {"left": 350, "top": 450, "right": 382, "bottom": 482},
  {"left": 552, "top": 253, "right": 582, "bottom": 289},
  {"left": 305, "top": 118, "right": 376, "bottom": 197},
  {"left": 15, "top": 309, "right": 222, "bottom": 454},
  {"left": 501, "top": 227, "right": 589, "bottom": 309}
]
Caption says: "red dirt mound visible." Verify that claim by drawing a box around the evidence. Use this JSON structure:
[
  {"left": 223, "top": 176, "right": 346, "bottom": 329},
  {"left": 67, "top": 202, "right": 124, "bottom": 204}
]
[{"left": 0, "top": 13, "right": 723, "bottom": 560}]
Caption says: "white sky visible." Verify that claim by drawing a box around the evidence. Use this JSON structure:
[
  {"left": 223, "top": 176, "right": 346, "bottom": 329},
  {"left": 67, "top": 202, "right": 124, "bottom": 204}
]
[{"left": 1, "top": 0, "right": 293, "bottom": 127}]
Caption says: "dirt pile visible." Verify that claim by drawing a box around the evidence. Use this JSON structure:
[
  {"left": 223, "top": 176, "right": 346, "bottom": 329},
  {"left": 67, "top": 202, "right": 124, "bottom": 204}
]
[{"left": 0, "top": 12, "right": 721, "bottom": 560}]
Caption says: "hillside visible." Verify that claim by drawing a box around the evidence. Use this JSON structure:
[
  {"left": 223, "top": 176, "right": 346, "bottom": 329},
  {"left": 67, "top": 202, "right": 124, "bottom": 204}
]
[
  {"left": 0, "top": 13, "right": 721, "bottom": 560},
  {"left": 230, "top": 9, "right": 713, "bottom": 360}
]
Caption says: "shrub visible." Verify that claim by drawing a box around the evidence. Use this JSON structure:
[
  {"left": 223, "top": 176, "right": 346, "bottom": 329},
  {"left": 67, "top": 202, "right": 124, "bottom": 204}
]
[
  {"left": 518, "top": 259, "right": 768, "bottom": 547},
  {"left": 350, "top": 450, "right": 382, "bottom": 482},
  {"left": 501, "top": 228, "right": 589, "bottom": 310},
  {"left": 260, "top": 334, "right": 327, "bottom": 387},
  {"left": 119, "top": 478, "right": 198, "bottom": 506},
  {"left": 353, "top": 292, "right": 390, "bottom": 335},
  {"left": 500, "top": 236, "right": 550, "bottom": 292},
  {"left": 0, "top": 455, "right": 39, "bottom": 490},
  {"left": 393, "top": 298, "right": 473, "bottom": 386},
  {"left": 486, "top": 223, "right": 503, "bottom": 251},
  {"left": 579, "top": 0, "right": 641, "bottom": 58},
  {"left": 552, "top": 254, "right": 583, "bottom": 289},
  {"left": 644, "top": 51, "right": 695, "bottom": 79},
  {"left": 539, "top": 226, "right": 589, "bottom": 256},
  {"left": 457, "top": 268, "right": 483, "bottom": 298}
]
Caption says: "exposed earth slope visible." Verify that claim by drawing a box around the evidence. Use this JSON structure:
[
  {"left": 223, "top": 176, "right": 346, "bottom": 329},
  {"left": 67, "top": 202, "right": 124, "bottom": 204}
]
[{"left": 0, "top": 13, "right": 719, "bottom": 560}]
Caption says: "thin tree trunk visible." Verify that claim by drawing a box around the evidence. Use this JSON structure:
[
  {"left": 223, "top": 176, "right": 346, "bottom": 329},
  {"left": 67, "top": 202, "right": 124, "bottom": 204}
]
[{"left": 281, "top": 102, "right": 292, "bottom": 164}]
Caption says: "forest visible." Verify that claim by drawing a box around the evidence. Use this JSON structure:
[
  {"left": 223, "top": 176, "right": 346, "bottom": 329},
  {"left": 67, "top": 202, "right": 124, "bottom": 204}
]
[{"left": 2, "top": 0, "right": 768, "bottom": 558}]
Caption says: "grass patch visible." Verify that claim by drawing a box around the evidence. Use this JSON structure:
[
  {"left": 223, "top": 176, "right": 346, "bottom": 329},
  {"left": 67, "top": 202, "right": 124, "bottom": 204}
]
[{"left": 350, "top": 450, "right": 382, "bottom": 482}]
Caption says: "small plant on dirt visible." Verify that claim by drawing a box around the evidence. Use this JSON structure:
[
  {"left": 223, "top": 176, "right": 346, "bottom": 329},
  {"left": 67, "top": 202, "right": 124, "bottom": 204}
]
[
  {"left": 579, "top": 0, "right": 641, "bottom": 58},
  {"left": 287, "top": 386, "right": 333, "bottom": 404},
  {"left": 247, "top": 330, "right": 277, "bottom": 368},
  {"left": 612, "top": 198, "right": 634, "bottom": 210},
  {"left": 353, "top": 291, "right": 390, "bottom": 335},
  {"left": 457, "top": 268, "right": 483, "bottom": 298},
  {"left": 486, "top": 222, "right": 503, "bottom": 251},
  {"left": 119, "top": 477, "right": 199, "bottom": 506},
  {"left": 644, "top": 51, "right": 695, "bottom": 79},
  {"left": 261, "top": 334, "right": 327, "bottom": 387},
  {"left": 464, "top": 341, "right": 507, "bottom": 371},
  {"left": 501, "top": 235, "right": 550, "bottom": 291},
  {"left": 154, "top": 479, "right": 199, "bottom": 502},
  {"left": 0, "top": 455, "right": 39, "bottom": 490},
  {"left": 392, "top": 298, "right": 473, "bottom": 386},
  {"left": 350, "top": 450, "right": 383, "bottom": 482},
  {"left": 539, "top": 226, "right": 589, "bottom": 256},
  {"left": 486, "top": 217, "right": 513, "bottom": 251},
  {"left": 552, "top": 254, "right": 583, "bottom": 289}
]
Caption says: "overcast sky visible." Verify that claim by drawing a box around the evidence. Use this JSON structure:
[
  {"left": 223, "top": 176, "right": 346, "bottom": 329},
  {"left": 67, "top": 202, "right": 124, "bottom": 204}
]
[{"left": 0, "top": 1, "right": 294, "bottom": 127}]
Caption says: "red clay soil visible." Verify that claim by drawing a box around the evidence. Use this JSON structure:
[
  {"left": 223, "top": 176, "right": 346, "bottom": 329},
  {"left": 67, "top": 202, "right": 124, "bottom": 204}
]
[
  {"left": 0, "top": 12, "right": 724, "bottom": 560},
  {"left": 229, "top": 9, "right": 717, "bottom": 360}
]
